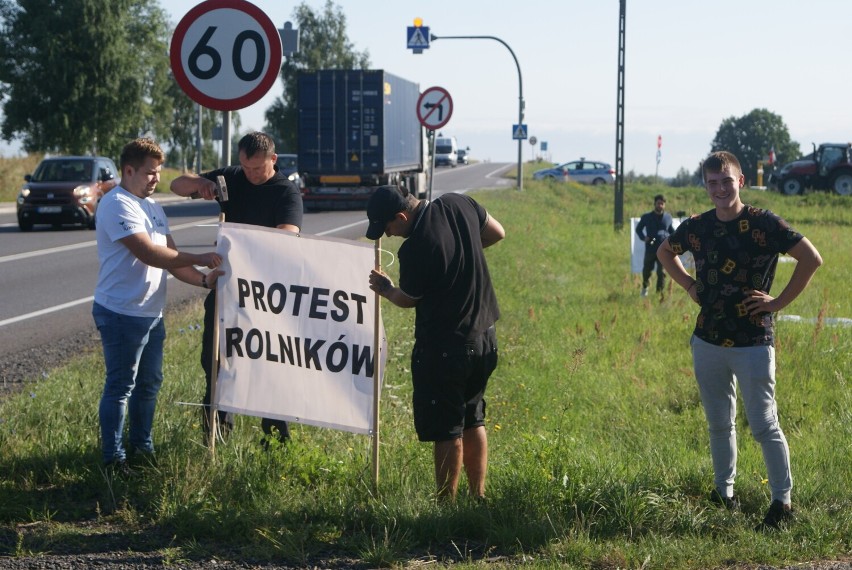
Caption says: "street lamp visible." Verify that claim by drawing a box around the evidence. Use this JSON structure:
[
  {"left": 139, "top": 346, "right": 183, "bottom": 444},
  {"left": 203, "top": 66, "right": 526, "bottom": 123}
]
[{"left": 430, "top": 33, "right": 525, "bottom": 191}]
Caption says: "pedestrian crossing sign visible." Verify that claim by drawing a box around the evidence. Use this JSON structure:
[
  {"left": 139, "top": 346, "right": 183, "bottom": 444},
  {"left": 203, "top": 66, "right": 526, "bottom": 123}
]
[
  {"left": 407, "top": 26, "right": 430, "bottom": 53},
  {"left": 512, "top": 124, "right": 528, "bottom": 140}
]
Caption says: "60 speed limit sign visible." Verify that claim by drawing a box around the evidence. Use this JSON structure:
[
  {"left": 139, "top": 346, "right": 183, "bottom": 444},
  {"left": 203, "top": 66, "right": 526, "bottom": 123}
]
[{"left": 170, "top": 0, "right": 282, "bottom": 111}]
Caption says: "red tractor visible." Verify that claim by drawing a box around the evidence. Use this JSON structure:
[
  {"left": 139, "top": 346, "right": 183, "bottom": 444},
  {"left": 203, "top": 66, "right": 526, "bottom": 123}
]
[{"left": 771, "top": 142, "right": 852, "bottom": 196}]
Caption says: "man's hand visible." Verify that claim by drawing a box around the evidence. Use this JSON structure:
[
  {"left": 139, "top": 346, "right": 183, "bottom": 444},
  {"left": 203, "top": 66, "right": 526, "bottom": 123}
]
[
  {"left": 369, "top": 269, "right": 394, "bottom": 295},
  {"left": 197, "top": 252, "right": 223, "bottom": 269},
  {"left": 206, "top": 268, "right": 226, "bottom": 288},
  {"left": 743, "top": 288, "right": 776, "bottom": 316},
  {"left": 170, "top": 174, "right": 218, "bottom": 200},
  {"left": 194, "top": 178, "right": 219, "bottom": 201}
]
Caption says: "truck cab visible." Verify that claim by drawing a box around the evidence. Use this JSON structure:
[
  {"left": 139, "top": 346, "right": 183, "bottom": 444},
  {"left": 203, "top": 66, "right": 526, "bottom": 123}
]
[{"left": 434, "top": 136, "right": 458, "bottom": 167}]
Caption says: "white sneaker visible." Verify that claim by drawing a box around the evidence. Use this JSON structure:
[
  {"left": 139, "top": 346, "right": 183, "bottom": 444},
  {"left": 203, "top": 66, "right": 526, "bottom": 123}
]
[{"left": 641, "top": 288, "right": 648, "bottom": 297}]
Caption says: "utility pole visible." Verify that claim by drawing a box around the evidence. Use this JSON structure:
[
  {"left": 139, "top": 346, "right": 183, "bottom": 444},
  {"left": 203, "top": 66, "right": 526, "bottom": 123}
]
[{"left": 614, "top": 0, "right": 626, "bottom": 230}]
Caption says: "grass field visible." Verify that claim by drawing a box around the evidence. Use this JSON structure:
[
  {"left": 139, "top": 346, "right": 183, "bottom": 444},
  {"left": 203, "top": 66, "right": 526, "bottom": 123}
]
[{"left": 0, "top": 176, "right": 850, "bottom": 568}]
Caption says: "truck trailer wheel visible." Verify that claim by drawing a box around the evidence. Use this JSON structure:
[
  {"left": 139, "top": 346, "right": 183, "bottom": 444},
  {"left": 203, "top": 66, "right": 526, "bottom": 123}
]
[
  {"left": 779, "top": 177, "right": 803, "bottom": 196},
  {"left": 831, "top": 172, "right": 852, "bottom": 195}
]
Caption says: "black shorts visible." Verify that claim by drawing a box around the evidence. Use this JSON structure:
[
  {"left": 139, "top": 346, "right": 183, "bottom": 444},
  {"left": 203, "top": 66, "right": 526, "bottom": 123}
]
[{"left": 411, "top": 326, "right": 498, "bottom": 442}]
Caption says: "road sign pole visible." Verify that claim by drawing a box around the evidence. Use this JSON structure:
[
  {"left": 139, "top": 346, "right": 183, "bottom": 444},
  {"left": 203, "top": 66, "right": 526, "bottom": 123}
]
[
  {"left": 223, "top": 110, "right": 231, "bottom": 167},
  {"left": 417, "top": 87, "right": 453, "bottom": 192},
  {"left": 428, "top": 131, "right": 436, "bottom": 202}
]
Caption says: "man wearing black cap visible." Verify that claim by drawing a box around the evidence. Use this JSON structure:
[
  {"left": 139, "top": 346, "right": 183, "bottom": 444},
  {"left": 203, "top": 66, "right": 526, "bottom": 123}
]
[{"left": 365, "top": 185, "right": 505, "bottom": 502}]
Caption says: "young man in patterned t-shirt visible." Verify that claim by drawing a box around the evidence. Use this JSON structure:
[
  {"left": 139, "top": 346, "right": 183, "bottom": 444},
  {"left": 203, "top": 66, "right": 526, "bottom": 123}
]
[{"left": 656, "top": 151, "right": 822, "bottom": 530}]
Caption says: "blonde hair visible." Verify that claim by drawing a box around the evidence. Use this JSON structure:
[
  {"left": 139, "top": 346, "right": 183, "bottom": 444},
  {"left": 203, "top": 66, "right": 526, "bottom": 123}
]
[{"left": 120, "top": 138, "right": 165, "bottom": 170}]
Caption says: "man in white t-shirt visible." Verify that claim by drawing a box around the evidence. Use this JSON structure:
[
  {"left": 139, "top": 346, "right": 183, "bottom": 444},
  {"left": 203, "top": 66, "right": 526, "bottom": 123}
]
[{"left": 93, "top": 138, "right": 223, "bottom": 472}]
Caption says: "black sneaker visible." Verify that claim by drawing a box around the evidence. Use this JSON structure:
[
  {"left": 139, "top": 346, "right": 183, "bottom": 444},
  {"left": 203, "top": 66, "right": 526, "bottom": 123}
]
[
  {"left": 104, "top": 459, "right": 137, "bottom": 479},
  {"left": 755, "top": 500, "right": 794, "bottom": 531},
  {"left": 709, "top": 489, "right": 740, "bottom": 511},
  {"left": 127, "top": 449, "right": 158, "bottom": 469}
]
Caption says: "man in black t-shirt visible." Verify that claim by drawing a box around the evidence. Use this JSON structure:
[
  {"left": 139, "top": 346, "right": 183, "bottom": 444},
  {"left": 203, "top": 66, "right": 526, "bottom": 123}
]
[
  {"left": 365, "top": 185, "right": 505, "bottom": 502},
  {"left": 171, "top": 132, "right": 303, "bottom": 447}
]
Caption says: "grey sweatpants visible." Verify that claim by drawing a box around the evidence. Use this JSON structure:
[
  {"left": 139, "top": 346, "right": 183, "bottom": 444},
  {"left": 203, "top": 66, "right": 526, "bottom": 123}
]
[{"left": 690, "top": 335, "right": 792, "bottom": 504}]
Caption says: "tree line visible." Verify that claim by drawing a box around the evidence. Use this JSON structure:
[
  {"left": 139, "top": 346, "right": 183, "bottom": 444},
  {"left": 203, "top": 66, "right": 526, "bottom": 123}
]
[{"left": 0, "top": 0, "right": 798, "bottom": 180}]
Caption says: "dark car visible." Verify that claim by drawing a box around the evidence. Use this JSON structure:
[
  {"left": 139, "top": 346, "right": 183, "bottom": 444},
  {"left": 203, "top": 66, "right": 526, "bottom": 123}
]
[
  {"left": 275, "top": 153, "right": 303, "bottom": 188},
  {"left": 16, "top": 156, "right": 119, "bottom": 231},
  {"left": 532, "top": 159, "right": 615, "bottom": 185},
  {"left": 457, "top": 148, "right": 469, "bottom": 165}
]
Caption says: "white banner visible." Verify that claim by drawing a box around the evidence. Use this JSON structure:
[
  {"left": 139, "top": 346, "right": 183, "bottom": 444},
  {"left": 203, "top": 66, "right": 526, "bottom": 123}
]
[
  {"left": 214, "top": 223, "right": 385, "bottom": 435},
  {"left": 630, "top": 217, "right": 693, "bottom": 273}
]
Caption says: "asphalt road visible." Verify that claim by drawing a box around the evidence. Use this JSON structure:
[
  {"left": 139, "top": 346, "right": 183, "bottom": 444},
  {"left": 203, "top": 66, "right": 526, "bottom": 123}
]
[{"left": 0, "top": 162, "right": 513, "bottom": 384}]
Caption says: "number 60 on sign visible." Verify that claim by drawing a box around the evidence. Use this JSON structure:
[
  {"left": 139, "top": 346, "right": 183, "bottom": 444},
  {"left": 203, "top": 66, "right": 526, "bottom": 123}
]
[{"left": 170, "top": 0, "right": 282, "bottom": 111}]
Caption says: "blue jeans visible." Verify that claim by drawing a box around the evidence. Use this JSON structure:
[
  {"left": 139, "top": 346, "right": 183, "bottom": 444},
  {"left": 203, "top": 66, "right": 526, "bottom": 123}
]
[
  {"left": 690, "top": 335, "right": 792, "bottom": 504},
  {"left": 93, "top": 302, "right": 165, "bottom": 464}
]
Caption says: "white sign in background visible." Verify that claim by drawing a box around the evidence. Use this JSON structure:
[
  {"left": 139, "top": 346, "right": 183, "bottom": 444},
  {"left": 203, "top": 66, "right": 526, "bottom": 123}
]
[
  {"left": 629, "top": 217, "right": 694, "bottom": 274},
  {"left": 214, "top": 223, "right": 386, "bottom": 435}
]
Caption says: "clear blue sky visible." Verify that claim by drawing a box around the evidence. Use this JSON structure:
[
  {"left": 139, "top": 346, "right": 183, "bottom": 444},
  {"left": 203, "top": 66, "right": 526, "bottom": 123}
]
[{"left": 5, "top": 1, "right": 852, "bottom": 178}]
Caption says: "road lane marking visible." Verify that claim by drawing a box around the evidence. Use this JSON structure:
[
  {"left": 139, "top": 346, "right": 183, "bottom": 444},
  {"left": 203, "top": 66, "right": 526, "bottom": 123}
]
[
  {"left": 0, "top": 218, "right": 219, "bottom": 264},
  {"left": 0, "top": 295, "right": 95, "bottom": 327}
]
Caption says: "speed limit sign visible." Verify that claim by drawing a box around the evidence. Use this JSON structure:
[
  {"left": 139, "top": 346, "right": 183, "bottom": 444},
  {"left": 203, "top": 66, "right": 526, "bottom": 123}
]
[{"left": 170, "top": 0, "right": 282, "bottom": 111}]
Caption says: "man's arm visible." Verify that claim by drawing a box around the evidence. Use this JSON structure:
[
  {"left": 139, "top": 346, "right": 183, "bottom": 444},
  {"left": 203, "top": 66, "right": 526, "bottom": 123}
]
[
  {"left": 481, "top": 213, "right": 505, "bottom": 248},
  {"left": 170, "top": 265, "right": 226, "bottom": 289},
  {"left": 276, "top": 223, "right": 300, "bottom": 232},
  {"left": 657, "top": 238, "right": 698, "bottom": 303},
  {"left": 743, "top": 237, "right": 823, "bottom": 315},
  {"left": 120, "top": 233, "right": 221, "bottom": 270},
  {"left": 368, "top": 269, "right": 418, "bottom": 308},
  {"left": 635, "top": 215, "right": 647, "bottom": 240},
  {"left": 170, "top": 173, "right": 218, "bottom": 200}
]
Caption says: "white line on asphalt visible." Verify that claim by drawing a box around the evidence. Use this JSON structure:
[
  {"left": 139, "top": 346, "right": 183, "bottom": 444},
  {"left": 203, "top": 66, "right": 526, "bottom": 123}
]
[
  {"left": 0, "top": 218, "right": 219, "bottom": 264},
  {"left": 0, "top": 295, "right": 95, "bottom": 327},
  {"left": 0, "top": 273, "right": 185, "bottom": 328}
]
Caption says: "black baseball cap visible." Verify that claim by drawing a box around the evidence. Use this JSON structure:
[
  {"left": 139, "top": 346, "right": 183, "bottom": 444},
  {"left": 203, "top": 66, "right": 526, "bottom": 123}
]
[{"left": 365, "top": 186, "right": 408, "bottom": 240}]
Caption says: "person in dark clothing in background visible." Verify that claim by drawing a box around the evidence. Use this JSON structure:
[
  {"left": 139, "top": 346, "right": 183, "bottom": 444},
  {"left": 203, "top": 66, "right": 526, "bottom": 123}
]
[{"left": 636, "top": 194, "right": 675, "bottom": 297}]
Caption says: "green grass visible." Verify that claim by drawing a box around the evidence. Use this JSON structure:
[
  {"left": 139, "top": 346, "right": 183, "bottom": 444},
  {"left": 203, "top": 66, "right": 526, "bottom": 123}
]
[
  {"left": 1, "top": 178, "right": 850, "bottom": 568},
  {"left": 0, "top": 155, "right": 42, "bottom": 202}
]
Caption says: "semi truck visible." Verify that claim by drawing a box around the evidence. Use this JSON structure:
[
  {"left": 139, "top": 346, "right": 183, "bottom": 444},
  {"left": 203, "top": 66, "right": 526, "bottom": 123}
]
[{"left": 297, "top": 69, "right": 428, "bottom": 211}]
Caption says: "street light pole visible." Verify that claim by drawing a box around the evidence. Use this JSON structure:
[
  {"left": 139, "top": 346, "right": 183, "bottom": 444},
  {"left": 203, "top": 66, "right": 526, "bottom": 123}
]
[{"left": 430, "top": 34, "right": 525, "bottom": 191}]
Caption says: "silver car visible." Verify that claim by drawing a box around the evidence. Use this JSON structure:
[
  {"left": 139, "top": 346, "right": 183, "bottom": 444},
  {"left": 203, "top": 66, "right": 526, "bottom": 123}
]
[{"left": 532, "top": 159, "right": 615, "bottom": 185}]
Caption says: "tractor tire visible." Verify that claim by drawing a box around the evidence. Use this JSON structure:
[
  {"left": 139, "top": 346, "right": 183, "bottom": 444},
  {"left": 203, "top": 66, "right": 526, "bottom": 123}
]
[
  {"left": 779, "top": 177, "right": 803, "bottom": 196},
  {"left": 831, "top": 172, "right": 852, "bottom": 195}
]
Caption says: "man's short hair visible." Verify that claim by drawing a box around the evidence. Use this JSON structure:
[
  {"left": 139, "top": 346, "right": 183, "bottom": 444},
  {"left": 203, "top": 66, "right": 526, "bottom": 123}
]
[
  {"left": 238, "top": 132, "right": 276, "bottom": 159},
  {"left": 654, "top": 194, "right": 666, "bottom": 203},
  {"left": 120, "top": 138, "right": 164, "bottom": 170},
  {"left": 703, "top": 151, "right": 742, "bottom": 180}
]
